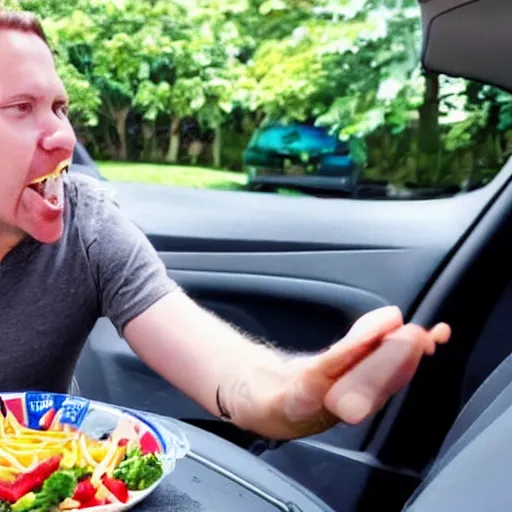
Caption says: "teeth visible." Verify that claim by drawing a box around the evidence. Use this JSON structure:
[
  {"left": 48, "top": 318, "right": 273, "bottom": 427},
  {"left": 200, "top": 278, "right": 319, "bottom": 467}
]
[
  {"left": 42, "top": 172, "right": 65, "bottom": 207},
  {"left": 30, "top": 161, "right": 71, "bottom": 186}
]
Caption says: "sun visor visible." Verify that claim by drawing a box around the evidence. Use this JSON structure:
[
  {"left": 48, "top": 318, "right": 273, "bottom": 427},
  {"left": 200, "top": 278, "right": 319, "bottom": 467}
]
[{"left": 420, "top": 0, "right": 512, "bottom": 92}]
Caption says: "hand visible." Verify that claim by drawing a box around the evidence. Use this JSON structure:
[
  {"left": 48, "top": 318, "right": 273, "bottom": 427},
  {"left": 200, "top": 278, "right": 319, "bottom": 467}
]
[{"left": 279, "top": 306, "right": 450, "bottom": 437}]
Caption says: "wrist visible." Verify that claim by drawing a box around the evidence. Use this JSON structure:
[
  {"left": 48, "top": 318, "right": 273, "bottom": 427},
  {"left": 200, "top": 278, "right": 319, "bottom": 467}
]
[
  {"left": 216, "top": 347, "right": 291, "bottom": 434},
  {"left": 217, "top": 352, "right": 335, "bottom": 440}
]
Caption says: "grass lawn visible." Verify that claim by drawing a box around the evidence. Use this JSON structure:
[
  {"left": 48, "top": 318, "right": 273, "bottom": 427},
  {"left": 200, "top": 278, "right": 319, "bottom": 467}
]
[{"left": 97, "top": 161, "right": 248, "bottom": 191}]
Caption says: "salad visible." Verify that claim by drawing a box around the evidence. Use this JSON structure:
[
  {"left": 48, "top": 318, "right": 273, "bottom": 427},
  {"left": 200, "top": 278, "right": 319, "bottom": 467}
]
[{"left": 0, "top": 405, "right": 165, "bottom": 511}]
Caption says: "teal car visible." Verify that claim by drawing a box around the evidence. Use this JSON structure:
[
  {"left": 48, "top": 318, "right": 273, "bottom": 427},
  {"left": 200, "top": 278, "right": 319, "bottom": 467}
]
[{"left": 244, "top": 123, "right": 360, "bottom": 195}]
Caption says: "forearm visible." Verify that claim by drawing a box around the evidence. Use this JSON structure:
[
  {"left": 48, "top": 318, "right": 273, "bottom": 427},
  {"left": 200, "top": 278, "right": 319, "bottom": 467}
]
[
  {"left": 126, "top": 292, "right": 448, "bottom": 440},
  {"left": 124, "top": 289, "right": 316, "bottom": 437},
  {"left": 156, "top": 296, "right": 333, "bottom": 438}
]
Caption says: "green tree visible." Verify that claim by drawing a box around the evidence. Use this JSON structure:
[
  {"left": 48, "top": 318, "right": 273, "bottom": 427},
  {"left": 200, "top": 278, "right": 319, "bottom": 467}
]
[
  {"left": 1, "top": 0, "right": 20, "bottom": 8},
  {"left": 37, "top": 0, "right": 189, "bottom": 160},
  {"left": 135, "top": 3, "right": 245, "bottom": 166}
]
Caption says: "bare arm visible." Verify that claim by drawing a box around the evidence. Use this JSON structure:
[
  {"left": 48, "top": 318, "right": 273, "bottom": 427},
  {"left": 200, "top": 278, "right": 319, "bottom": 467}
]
[
  {"left": 123, "top": 289, "right": 450, "bottom": 439},
  {"left": 123, "top": 289, "right": 290, "bottom": 430}
]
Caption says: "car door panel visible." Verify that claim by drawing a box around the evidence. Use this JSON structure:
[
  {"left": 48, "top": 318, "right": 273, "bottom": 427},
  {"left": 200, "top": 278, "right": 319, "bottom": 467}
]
[
  {"left": 170, "top": 269, "right": 389, "bottom": 346},
  {"left": 77, "top": 170, "right": 508, "bottom": 418},
  {"left": 160, "top": 249, "right": 445, "bottom": 311}
]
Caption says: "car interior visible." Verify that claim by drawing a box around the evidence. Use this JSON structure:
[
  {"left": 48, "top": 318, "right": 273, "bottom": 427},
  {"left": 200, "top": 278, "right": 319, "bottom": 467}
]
[{"left": 66, "top": 0, "right": 512, "bottom": 510}]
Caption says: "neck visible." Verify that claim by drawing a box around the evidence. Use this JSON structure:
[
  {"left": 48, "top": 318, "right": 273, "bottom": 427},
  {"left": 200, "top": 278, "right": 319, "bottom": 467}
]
[{"left": 0, "top": 223, "right": 25, "bottom": 263}]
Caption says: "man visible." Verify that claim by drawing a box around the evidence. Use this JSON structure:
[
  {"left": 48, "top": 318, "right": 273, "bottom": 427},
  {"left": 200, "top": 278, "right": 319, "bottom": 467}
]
[{"left": 0, "top": 9, "right": 450, "bottom": 440}]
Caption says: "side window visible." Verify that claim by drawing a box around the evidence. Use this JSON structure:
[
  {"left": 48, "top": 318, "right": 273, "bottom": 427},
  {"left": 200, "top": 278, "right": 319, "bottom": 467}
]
[{"left": 25, "top": 0, "right": 511, "bottom": 200}]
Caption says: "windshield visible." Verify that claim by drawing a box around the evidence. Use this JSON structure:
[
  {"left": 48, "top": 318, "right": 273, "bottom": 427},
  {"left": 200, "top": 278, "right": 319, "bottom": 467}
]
[{"left": 12, "top": 0, "right": 512, "bottom": 200}]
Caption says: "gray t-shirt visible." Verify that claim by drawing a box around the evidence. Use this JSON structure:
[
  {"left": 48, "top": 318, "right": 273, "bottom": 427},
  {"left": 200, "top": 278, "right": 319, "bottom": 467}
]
[{"left": 0, "top": 173, "right": 177, "bottom": 393}]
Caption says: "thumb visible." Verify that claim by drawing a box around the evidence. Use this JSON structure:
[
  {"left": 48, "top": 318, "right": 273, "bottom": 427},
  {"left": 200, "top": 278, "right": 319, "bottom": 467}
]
[{"left": 315, "top": 306, "right": 404, "bottom": 380}]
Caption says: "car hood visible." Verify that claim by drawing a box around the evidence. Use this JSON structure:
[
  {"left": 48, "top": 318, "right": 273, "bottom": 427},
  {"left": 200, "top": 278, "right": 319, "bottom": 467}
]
[{"left": 420, "top": 0, "right": 511, "bottom": 92}]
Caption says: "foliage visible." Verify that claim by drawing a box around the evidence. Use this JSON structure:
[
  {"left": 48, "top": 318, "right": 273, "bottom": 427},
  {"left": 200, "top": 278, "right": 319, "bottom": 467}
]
[
  {"left": 8, "top": 0, "right": 512, "bottom": 190},
  {"left": 0, "top": 0, "right": 20, "bottom": 8}
]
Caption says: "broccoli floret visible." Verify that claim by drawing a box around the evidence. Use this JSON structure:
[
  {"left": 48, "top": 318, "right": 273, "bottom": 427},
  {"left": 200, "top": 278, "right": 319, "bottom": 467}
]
[
  {"left": 38, "top": 470, "right": 77, "bottom": 504},
  {"left": 125, "top": 446, "right": 142, "bottom": 459},
  {"left": 11, "top": 494, "right": 35, "bottom": 512},
  {"left": 113, "top": 452, "right": 164, "bottom": 491},
  {"left": 13, "top": 471, "right": 78, "bottom": 512},
  {"left": 0, "top": 501, "right": 12, "bottom": 512},
  {"left": 68, "top": 467, "right": 92, "bottom": 481}
]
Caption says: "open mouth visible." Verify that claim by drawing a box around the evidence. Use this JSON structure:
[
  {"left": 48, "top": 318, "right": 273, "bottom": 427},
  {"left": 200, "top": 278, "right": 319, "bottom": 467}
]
[{"left": 28, "top": 160, "right": 71, "bottom": 207}]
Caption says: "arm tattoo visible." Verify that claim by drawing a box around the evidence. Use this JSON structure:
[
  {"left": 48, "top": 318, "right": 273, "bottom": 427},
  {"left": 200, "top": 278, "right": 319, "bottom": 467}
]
[
  {"left": 232, "top": 379, "right": 252, "bottom": 402},
  {"left": 216, "top": 386, "right": 232, "bottom": 421},
  {"left": 217, "top": 378, "right": 253, "bottom": 422}
]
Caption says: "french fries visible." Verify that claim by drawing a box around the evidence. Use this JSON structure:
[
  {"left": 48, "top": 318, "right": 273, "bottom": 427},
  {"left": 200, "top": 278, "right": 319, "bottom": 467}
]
[{"left": 0, "top": 411, "right": 126, "bottom": 479}]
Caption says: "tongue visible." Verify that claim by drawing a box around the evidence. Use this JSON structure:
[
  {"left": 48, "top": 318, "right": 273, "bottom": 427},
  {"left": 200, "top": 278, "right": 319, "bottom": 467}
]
[
  {"left": 42, "top": 173, "right": 65, "bottom": 208},
  {"left": 19, "top": 173, "right": 66, "bottom": 244}
]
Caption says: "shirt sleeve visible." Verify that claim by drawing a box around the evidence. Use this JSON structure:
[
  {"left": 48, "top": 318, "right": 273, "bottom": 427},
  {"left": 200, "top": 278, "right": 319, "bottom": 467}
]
[{"left": 74, "top": 176, "right": 179, "bottom": 336}]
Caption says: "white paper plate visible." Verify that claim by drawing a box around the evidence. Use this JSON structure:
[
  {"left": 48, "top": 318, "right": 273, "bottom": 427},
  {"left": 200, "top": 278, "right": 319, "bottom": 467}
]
[{"left": 0, "top": 391, "right": 190, "bottom": 511}]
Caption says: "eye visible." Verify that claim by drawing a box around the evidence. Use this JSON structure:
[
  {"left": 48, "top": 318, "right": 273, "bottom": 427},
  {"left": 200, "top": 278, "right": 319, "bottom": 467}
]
[{"left": 9, "top": 102, "right": 33, "bottom": 114}]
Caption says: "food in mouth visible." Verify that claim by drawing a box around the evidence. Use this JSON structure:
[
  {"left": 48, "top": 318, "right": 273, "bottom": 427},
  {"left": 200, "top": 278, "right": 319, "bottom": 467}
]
[{"left": 27, "top": 161, "right": 70, "bottom": 208}]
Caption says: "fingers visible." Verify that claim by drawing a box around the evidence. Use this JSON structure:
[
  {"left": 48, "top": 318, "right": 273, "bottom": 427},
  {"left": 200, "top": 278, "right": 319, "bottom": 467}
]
[
  {"left": 344, "top": 306, "right": 404, "bottom": 342},
  {"left": 389, "top": 322, "right": 451, "bottom": 356},
  {"left": 324, "top": 333, "right": 425, "bottom": 424},
  {"left": 431, "top": 322, "right": 451, "bottom": 345},
  {"left": 315, "top": 306, "right": 404, "bottom": 379},
  {"left": 386, "top": 324, "right": 432, "bottom": 354}
]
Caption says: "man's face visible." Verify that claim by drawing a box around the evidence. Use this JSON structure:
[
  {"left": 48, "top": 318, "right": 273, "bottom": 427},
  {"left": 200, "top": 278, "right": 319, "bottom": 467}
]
[{"left": 0, "top": 29, "right": 76, "bottom": 245}]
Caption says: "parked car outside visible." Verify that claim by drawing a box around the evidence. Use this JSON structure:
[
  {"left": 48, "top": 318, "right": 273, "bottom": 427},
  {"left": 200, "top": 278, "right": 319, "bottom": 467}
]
[{"left": 244, "top": 123, "right": 360, "bottom": 196}]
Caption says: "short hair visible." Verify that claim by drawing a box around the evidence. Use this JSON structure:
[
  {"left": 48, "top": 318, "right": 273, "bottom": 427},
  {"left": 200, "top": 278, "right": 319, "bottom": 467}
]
[{"left": 0, "top": 9, "right": 48, "bottom": 46}]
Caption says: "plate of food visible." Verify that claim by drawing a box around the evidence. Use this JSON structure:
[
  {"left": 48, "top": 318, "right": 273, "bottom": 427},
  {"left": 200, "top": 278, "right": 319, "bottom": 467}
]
[{"left": 0, "top": 391, "right": 190, "bottom": 511}]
